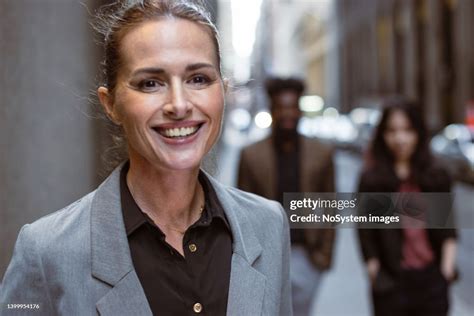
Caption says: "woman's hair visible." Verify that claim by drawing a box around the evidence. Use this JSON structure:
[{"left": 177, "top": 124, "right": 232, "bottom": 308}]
[
  {"left": 364, "top": 96, "right": 435, "bottom": 187},
  {"left": 94, "top": 0, "right": 221, "bottom": 93},
  {"left": 92, "top": 0, "right": 221, "bottom": 172}
]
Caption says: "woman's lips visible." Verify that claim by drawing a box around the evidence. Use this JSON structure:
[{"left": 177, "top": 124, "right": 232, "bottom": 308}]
[
  {"left": 153, "top": 122, "right": 204, "bottom": 141},
  {"left": 157, "top": 125, "right": 200, "bottom": 138}
]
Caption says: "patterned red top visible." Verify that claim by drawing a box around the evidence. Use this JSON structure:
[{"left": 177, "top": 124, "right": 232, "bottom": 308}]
[{"left": 399, "top": 181, "right": 434, "bottom": 269}]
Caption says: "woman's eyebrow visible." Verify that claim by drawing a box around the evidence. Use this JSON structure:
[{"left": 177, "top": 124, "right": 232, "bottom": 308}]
[
  {"left": 130, "top": 63, "right": 215, "bottom": 77},
  {"left": 131, "top": 67, "right": 165, "bottom": 77},
  {"left": 185, "top": 63, "right": 215, "bottom": 72}
]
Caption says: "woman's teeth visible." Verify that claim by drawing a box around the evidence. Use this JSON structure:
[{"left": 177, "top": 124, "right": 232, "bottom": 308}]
[{"left": 160, "top": 126, "right": 199, "bottom": 138}]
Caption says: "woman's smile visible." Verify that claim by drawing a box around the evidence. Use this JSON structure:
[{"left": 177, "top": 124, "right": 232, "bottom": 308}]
[{"left": 152, "top": 120, "right": 205, "bottom": 145}]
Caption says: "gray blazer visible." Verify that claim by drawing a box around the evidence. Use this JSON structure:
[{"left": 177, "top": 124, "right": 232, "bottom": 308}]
[{"left": 0, "top": 164, "right": 292, "bottom": 316}]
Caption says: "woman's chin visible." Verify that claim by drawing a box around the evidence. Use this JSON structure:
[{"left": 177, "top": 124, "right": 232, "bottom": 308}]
[
  {"left": 395, "top": 151, "right": 413, "bottom": 162},
  {"left": 158, "top": 154, "right": 203, "bottom": 171}
]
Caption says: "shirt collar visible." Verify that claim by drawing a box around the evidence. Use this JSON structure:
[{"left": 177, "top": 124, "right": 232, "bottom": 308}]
[{"left": 120, "top": 162, "right": 230, "bottom": 236}]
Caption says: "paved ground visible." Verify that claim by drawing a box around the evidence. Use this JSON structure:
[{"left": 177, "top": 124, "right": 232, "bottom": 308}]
[{"left": 216, "top": 139, "right": 474, "bottom": 316}]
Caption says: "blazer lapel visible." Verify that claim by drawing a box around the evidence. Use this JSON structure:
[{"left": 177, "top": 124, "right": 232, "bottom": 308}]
[
  {"left": 226, "top": 255, "right": 267, "bottom": 316},
  {"left": 96, "top": 271, "right": 152, "bottom": 315},
  {"left": 206, "top": 175, "right": 267, "bottom": 316},
  {"left": 90, "top": 164, "right": 152, "bottom": 316}
]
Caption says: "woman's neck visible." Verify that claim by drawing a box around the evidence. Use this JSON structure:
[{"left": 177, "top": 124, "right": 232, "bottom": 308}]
[
  {"left": 394, "top": 159, "right": 411, "bottom": 181},
  {"left": 126, "top": 156, "right": 204, "bottom": 228}
]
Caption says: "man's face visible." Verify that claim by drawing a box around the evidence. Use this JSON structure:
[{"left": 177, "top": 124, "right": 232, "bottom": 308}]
[{"left": 271, "top": 90, "right": 302, "bottom": 131}]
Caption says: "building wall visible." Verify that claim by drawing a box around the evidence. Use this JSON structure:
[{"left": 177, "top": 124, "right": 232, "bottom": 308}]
[
  {"left": 335, "top": 0, "right": 474, "bottom": 131},
  {"left": 265, "top": 0, "right": 334, "bottom": 104},
  {"left": 0, "top": 0, "right": 106, "bottom": 279}
]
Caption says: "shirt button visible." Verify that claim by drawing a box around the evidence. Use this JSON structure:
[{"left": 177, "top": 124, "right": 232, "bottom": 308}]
[
  {"left": 189, "top": 243, "right": 197, "bottom": 253},
  {"left": 193, "top": 302, "right": 203, "bottom": 313}
]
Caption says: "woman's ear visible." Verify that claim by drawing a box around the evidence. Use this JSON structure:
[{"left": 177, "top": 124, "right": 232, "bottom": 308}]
[
  {"left": 222, "top": 78, "right": 229, "bottom": 93},
  {"left": 97, "top": 86, "right": 121, "bottom": 125}
]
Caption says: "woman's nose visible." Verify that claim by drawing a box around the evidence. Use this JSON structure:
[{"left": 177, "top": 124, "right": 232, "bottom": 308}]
[{"left": 163, "top": 81, "right": 192, "bottom": 119}]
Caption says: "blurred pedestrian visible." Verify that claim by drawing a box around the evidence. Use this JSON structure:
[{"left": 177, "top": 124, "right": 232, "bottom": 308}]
[
  {"left": 0, "top": 1, "right": 292, "bottom": 315},
  {"left": 238, "top": 77, "right": 336, "bottom": 316},
  {"left": 358, "top": 97, "right": 458, "bottom": 316}
]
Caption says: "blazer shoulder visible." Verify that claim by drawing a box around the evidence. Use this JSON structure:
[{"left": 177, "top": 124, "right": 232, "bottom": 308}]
[
  {"left": 241, "top": 137, "right": 271, "bottom": 155},
  {"left": 421, "top": 161, "right": 453, "bottom": 192},
  {"left": 224, "top": 185, "right": 286, "bottom": 227},
  {"left": 357, "top": 167, "right": 382, "bottom": 192},
  {"left": 19, "top": 190, "right": 96, "bottom": 248},
  {"left": 302, "top": 136, "right": 334, "bottom": 154}
]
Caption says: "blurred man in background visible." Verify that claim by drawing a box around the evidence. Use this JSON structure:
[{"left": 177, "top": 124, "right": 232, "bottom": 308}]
[{"left": 238, "top": 77, "right": 336, "bottom": 316}]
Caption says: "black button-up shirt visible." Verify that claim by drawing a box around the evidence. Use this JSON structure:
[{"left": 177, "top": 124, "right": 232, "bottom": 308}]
[{"left": 120, "top": 163, "right": 232, "bottom": 315}]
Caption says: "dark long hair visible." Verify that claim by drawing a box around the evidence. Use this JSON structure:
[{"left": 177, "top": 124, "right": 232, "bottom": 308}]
[{"left": 362, "top": 96, "right": 447, "bottom": 191}]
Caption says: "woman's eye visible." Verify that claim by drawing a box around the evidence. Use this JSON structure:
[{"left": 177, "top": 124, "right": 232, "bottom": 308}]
[
  {"left": 144, "top": 80, "right": 157, "bottom": 87},
  {"left": 189, "top": 75, "right": 209, "bottom": 85},
  {"left": 138, "top": 79, "right": 162, "bottom": 91}
]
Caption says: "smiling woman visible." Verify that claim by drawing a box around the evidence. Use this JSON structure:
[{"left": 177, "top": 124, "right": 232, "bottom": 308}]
[
  {"left": 98, "top": 17, "right": 224, "bottom": 172},
  {"left": 0, "top": 1, "right": 292, "bottom": 315}
]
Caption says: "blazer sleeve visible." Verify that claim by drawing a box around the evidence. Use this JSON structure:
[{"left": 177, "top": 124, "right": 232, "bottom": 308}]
[
  {"left": 318, "top": 149, "right": 336, "bottom": 267},
  {"left": 278, "top": 204, "right": 293, "bottom": 316},
  {"left": 0, "top": 225, "right": 54, "bottom": 315},
  {"left": 437, "top": 167, "right": 457, "bottom": 240}
]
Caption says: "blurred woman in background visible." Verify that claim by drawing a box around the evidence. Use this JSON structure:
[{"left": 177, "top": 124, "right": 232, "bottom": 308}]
[{"left": 358, "top": 97, "right": 457, "bottom": 316}]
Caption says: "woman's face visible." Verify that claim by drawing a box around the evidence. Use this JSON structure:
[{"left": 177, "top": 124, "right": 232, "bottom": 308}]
[
  {"left": 383, "top": 110, "right": 418, "bottom": 162},
  {"left": 99, "top": 18, "right": 225, "bottom": 171}
]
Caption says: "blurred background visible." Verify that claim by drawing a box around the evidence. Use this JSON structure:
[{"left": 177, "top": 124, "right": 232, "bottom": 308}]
[{"left": 1, "top": 0, "right": 473, "bottom": 315}]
